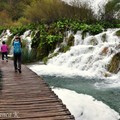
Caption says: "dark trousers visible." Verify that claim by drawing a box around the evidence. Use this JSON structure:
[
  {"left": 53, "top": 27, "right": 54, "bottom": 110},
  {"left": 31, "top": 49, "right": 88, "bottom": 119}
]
[
  {"left": 2, "top": 52, "right": 8, "bottom": 60},
  {"left": 14, "top": 53, "right": 21, "bottom": 70}
]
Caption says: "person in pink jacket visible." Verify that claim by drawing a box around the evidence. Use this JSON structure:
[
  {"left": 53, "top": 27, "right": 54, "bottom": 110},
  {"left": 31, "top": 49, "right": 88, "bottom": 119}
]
[{"left": 1, "top": 41, "right": 8, "bottom": 62}]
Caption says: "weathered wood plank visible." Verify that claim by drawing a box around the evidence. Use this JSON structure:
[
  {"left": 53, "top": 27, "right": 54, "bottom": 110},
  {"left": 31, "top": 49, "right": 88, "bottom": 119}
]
[{"left": 0, "top": 60, "right": 75, "bottom": 120}]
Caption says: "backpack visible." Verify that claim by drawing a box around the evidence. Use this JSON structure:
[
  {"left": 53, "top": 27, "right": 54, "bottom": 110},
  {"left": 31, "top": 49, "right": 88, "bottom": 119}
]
[{"left": 13, "top": 40, "right": 21, "bottom": 54}]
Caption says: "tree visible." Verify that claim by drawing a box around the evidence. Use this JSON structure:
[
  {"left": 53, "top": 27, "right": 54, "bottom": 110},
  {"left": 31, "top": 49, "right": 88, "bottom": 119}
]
[
  {"left": 0, "top": 0, "right": 33, "bottom": 21},
  {"left": 104, "top": 0, "right": 120, "bottom": 20},
  {"left": 0, "top": 11, "right": 12, "bottom": 26}
]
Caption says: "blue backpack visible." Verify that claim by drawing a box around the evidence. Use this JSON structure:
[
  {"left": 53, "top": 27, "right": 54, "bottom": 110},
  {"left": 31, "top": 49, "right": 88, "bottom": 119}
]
[{"left": 13, "top": 40, "right": 21, "bottom": 54}]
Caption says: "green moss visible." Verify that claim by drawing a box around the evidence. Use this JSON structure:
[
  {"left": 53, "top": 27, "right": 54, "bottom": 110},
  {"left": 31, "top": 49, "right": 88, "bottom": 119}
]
[
  {"left": 63, "top": 46, "right": 70, "bottom": 52},
  {"left": 31, "top": 30, "right": 36, "bottom": 38},
  {"left": 6, "top": 36, "right": 13, "bottom": 47},
  {"left": 42, "top": 57, "right": 48, "bottom": 64},
  {"left": 59, "top": 45, "right": 70, "bottom": 53},
  {"left": 101, "top": 33, "right": 107, "bottom": 42},
  {"left": 115, "top": 30, "right": 120, "bottom": 36},
  {"left": 108, "top": 52, "right": 120, "bottom": 73},
  {"left": 43, "top": 52, "right": 58, "bottom": 64},
  {"left": 82, "top": 31, "right": 86, "bottom": 39},
  {"left": 67, "top": 34, "right": 74, "bottom": 46}
]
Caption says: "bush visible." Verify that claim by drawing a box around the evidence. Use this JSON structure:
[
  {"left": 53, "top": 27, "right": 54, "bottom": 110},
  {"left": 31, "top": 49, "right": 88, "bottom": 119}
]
[
  {"left": 22, "top": 48, "right": 37, "bottom": 63},
  {"left": 24, "top": 0, "right": 95, "bottom": 23}
]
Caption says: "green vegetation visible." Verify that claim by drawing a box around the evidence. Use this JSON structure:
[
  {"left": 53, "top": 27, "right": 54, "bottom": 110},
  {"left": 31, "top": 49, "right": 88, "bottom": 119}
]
[
  {"left": 0, "top": 0, "right": 119, "bottom": 64},
  {"left": 2, "top": 18, "right": 119, "bottom": 63},
  {"left": 28, "top": 19, "right": 105, "bottom": 62},
  {"left": 0, "top": 0, "right": 119, "bottom": 26}
]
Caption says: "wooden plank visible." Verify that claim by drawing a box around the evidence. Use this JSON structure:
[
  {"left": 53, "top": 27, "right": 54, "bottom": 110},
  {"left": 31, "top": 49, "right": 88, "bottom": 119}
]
[{"left": 0, "top": 59, "right": 75, "bottom": 120}]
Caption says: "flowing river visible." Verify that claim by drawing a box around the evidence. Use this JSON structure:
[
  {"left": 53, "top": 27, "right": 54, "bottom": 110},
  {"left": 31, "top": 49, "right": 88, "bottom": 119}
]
[{"left": 28, "top": 29, "right": 120, "bottom": 120}]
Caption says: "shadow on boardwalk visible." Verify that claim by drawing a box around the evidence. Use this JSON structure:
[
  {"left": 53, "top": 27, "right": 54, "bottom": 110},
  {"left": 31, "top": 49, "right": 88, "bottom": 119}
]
[{"left": 0, "top": 60, "right": 74, "bottom": 120}]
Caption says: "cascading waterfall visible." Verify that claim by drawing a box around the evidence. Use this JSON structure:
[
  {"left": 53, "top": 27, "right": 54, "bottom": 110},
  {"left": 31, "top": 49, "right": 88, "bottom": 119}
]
[
  {"left": 38, "top": 29, "right": 120, "bottom": 80},
  {"left": 28, "top": 29, "right": 120, "bottom": 120},
  {"left": 0, "top": 29, "right": 12, "bottom": 43},
  {"left": 29, "top": 28, "right": 120, "bottom": 91},
  {"left": 21, "top": 30, "right": 32, "bottom": 51}
]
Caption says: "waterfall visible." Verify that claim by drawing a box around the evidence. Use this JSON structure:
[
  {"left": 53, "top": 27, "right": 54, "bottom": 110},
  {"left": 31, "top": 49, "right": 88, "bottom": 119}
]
[
  {"left": 30, "top": 29, "right": 120, "bottom": 82},
  {"left": 0, "top": 30, "right": 32, "bottom": 57},
  {"left": 21, "top": 30, "right": 32, "bottom": 51},
  {"left": 0, "top": 29, "right": 12, "bottom": 43},
  {"left": 50, "top": 29, "right": 120, "bottom": 78}
]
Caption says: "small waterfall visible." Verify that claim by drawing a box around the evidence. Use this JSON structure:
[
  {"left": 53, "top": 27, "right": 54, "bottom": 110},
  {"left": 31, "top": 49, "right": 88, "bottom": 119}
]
[
  {"left": 21, "top": 30, "right": 32, "bottom": 51},
  {"left": 0, "top": 29, "right": 12, "bottom": 43},
  {"left": 0, "top": 30, "right": 32, "bottom": 57},
  {"left": 47, "top": 29, "right": 120, "bottom": 79}
]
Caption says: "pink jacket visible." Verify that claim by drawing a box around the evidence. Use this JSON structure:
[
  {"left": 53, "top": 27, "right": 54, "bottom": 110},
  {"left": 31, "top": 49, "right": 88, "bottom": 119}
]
[{"left": 1, "top": 44, "right": 8, "bottom": 52}]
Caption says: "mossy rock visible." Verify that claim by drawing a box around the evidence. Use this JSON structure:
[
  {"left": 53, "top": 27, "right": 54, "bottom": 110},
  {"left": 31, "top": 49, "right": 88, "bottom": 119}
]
[
  {"left": 82, "top": 31, "right": 87, "bottom": 39},
  {"left": 59, "top": 44, "right": 70, "bottom": 53},
  {"left": 31, "top": 30, "right": 36, "bottom": 38},
  {"left": 101, "top": 33, "right": 107, "bottom": 42},
  {"left": 43, "top": 52, "right": 58, "bottom": 64},
  {"left": 101, "top": 47, "right": 108, "bottom": 55},
  {"left": 115, "top": 44, "right": 120, "bottom": 50},
  {"left": 89, "top": 37, "right": 98, "bottom": 45},
  {"left": 67, "top": 34, "right": 74, "bottom": 46},
  {"left": 115, "top": 30, "right": 120, "bottom": 37},
  {"left": 108, "top": 52, "right": 120, "bottom": 73},
  {"left": 104, "top": 72, "right": 111, "bottom": 77},
  {"left": 42, "top": 57, "right": 48, "bottom": 64}
]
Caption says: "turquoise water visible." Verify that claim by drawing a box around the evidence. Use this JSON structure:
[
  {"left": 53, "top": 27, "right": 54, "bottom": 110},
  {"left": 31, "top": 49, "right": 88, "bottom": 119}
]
[{"left": 42, "top": 75, "right": 120, "bottom": 114}]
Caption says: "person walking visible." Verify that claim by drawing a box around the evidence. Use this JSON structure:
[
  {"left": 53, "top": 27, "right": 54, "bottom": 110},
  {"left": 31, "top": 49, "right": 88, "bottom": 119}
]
[
  {"left": 0, "top": 41, "right": 8, "bottom": 62},
  {"left": 13, "top": 36, "right": 22, "bottom": 73}
]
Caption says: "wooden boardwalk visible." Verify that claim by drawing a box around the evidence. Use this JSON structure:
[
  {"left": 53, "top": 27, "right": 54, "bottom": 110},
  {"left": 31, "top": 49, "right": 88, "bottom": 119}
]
[{"left": 0, "top": 60, "right": 75, "bottom": 120}]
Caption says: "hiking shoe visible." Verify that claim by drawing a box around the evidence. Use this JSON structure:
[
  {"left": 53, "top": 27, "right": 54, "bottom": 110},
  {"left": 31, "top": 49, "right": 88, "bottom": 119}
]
[{"left": 18, "top": 69, "right": 22, "bottom": 73}]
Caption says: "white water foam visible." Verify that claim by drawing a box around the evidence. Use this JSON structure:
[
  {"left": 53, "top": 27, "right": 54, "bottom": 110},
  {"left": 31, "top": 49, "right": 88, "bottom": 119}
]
[
  {"left": 53, "top": 88, "right": 120, "bottom": 120},
  {"left": 21, "top": 30, "right": 32, "bottom": 51}
]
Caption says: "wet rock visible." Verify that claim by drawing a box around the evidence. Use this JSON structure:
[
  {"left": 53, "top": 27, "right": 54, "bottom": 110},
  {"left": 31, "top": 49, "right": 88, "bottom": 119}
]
[
  {"left": 67, "top": 34, "right": 74, "bottom": 46},
  {"left": 115, "top": 30, "right": 120, "bottom": 37},
  {"left": 108, "top": 52, "right": 120, "bottom": 74},
  {"left": 104, "top": 72, "right": 111, "bottom": 77},
  {"left": 115, "top": 43, "right": 120, "bottom": 50},
  {"left": 100, "top": 47, "right": 109, "bottom": 55},
  {"left": 58, "top": 34, "right": 74, "bottom": 53},
  {"left": 101, "top": 33, "right": 107, "bottom": 42},
  {"left": 89, "top": 37, "right": 98, "bottom": 45}
]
